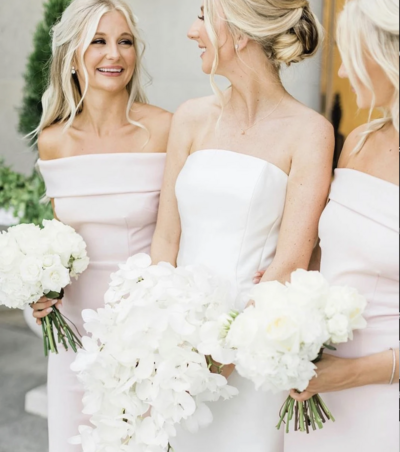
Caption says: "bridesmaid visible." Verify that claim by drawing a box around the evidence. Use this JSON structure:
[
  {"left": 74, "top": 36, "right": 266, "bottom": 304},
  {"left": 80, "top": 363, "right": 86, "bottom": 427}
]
[
  {"left": 30, "top": 0, "right": 171, "bottom": 450},
  {"left": 285, "top": 0, "right": 399, "bottom": 451},
  {"left": 152, "top": 1, "right": 334, "bottom": 451}
]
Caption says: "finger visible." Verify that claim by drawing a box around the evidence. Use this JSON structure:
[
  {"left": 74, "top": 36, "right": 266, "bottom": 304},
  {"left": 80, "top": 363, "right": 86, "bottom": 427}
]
[
  {"left": 33, "top": 308, "right": 54, "bottom": 319},
  {"left": 36, "top": 319, "right": 42, "bottom": 326},
  {"left": 290, "top": 389, "right": 312, "bottom": 402},
  {"left": 55, "top": 300, "right": 63, "bottom": 309},
  {"left": 32, "top": 299, "right": 58, "bottom": 312}
]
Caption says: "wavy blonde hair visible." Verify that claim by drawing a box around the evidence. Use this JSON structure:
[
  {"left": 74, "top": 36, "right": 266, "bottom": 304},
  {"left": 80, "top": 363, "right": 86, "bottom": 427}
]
[
  {"left": 32, "top": 0, "right": 148, "bottom": 137},
  {"left": 337, "top": 0, "right": 399, "bottom": 152},
  {"left": 203, "top": 0, "right": 323, "bottom": 106}
]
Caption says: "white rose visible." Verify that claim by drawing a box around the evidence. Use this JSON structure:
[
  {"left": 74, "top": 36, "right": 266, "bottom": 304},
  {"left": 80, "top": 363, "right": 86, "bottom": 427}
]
[
  {"left": 326, "top": 286, "right": 367, "bottom": 331},
  {"left": 71, "top": 235, "right": 87, "bottom": 259},
  {"left": 41, "top": 264, "right": 70, "bottom": 293},
  {"left": 250, "top": 281, "right": 287, "bottom": 311},
  {"left": 264, "top": 310, "right": 301, "bottom": 354},
  {"left": 226, "top": 308, "right": 259, "bottom": 349},
  {"left": 327, "top": 314, "right": 350, "bottom": 343},
  {"left": 20, "top": 256, "right": 43, "bottom": 283},
  {"left": 42, "top": 254, "right": 62, "bottom": 269},
  {"left": 0, "top": 238, "right": 24, "bottom": 274},
  {"left": 71, "top": 256, "right": 90, "bottom": 277},
  {"left": 288, "top": 270, "right": 329, "bottom": 308},
  {"left": 8, "top": 224, "right": 48, "bottom": 256}
]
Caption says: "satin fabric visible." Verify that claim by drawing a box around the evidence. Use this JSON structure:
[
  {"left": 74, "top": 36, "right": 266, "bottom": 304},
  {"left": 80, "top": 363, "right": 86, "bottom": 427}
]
[
  {"left": 38, "top": 153, "right": 166, "bottom": 452},
  {"left": 285, "top": 169, "right": 400, "bottom": 452},
  {"left": 171, "top": 149, "right": 288, "bottom": 452}
]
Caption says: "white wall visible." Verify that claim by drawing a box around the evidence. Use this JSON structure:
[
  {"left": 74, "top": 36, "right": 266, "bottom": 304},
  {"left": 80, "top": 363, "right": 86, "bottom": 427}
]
[{"left": 0, "top": 0, "right": 324, "bottom": 174}]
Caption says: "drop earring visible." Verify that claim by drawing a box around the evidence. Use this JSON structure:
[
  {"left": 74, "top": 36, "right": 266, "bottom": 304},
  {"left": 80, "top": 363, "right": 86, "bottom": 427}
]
[{"left": 71, "top": 66, "right": 76, "bottom": 75}]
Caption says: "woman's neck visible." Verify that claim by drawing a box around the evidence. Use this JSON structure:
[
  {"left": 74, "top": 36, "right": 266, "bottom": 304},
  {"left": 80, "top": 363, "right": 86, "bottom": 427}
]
[
  {"left": 77, "top": 89, "right": 131, "bottom": 136},
  {"left": 224, "top": 47, "right": 288, "bottom": 124}
]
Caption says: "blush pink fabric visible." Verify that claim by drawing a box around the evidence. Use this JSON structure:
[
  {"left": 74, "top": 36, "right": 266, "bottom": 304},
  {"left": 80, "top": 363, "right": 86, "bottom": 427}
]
[
  {"left": 285, "top": 169, "right": 400, "bottom": 452},
  {"left": 37, "top": 153, "right": 166, "bottom": 452}
]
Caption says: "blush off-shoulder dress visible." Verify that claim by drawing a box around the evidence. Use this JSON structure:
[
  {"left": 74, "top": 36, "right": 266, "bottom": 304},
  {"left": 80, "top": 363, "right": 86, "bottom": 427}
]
[
  {"left": 38, "top": 153, "right": 166, "bottom": 452},
  {"left": 285, "top": 168, "right": 399, "bottom": 452}
]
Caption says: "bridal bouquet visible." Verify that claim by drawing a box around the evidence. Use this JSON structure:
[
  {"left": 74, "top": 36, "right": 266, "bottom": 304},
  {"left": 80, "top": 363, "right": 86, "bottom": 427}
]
[
  {"left": 71, "top": 254, "right": 238, "bottom": 452},
  {"left": 0, "top": 220, "right": 89, "bottom": 355},
  {"left": 201, "top": 270, "right": 367, "bottom": 434}
]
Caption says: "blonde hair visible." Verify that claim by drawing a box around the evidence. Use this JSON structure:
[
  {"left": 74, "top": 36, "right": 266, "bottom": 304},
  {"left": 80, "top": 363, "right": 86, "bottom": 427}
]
[
  {"left": 32, "top": 0, "right": 148, "bottom": 137},
  {"left": 337, "top": 0, "right": 399, "bottom": 152},
  {"left": 203, "top": 0, "right": 323, "bottom": 105}
]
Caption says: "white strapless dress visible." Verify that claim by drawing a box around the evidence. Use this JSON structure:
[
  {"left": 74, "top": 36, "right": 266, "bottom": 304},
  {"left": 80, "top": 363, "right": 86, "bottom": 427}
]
[{"left": 170, "top": 149, "right": 288, "bottom": 452}]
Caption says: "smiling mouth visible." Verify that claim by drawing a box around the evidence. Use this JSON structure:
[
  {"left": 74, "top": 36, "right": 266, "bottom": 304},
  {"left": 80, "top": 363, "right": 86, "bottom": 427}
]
[
  {"left": 200, "top": 47, "right": 207, "bottom": 57},
  {"left": 97, "top": 68, "right": 124, "bottom": 74}
]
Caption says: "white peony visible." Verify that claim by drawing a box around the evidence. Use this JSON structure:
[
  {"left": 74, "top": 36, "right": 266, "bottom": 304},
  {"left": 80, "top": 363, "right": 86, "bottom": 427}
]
[{"left": 8, "top": 223, "right": 48, "bottom": 256}]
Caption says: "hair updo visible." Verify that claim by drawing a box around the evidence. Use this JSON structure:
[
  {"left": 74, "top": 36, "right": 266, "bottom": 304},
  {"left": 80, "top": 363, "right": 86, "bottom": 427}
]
[{"left": 204, "top": 0, "right": 323, "bottom": 69}]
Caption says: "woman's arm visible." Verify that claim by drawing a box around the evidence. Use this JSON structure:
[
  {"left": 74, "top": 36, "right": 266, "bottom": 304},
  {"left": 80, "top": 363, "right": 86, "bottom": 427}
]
[
  {"left": 261, "top": 117, "right": 334, "bottom": 284},
  {"left": 291, "top": 349, "right": 400, "bottom": 402},
  {"left": 151, "top": 102, "right": 195, "bottom": 265}
]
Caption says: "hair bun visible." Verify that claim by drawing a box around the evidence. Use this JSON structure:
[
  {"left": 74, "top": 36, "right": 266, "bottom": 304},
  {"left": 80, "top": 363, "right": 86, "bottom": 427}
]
[{"left": 273, "top": 6, "right": 321, "bottom": 66}]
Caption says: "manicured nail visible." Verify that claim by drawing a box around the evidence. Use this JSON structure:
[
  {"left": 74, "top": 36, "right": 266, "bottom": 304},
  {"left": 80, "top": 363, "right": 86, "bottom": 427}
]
[
  {"left": 52, "top": 300, "right": 58, "bottom": 305},
  {"left": 46, "top": 308, "right": 53, "bottom": 314}
]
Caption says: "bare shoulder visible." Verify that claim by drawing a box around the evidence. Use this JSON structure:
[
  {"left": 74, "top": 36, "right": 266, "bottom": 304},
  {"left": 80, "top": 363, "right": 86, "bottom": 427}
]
[
  {"left": 292, "top": 106, "right": 335, "bottom": 163},
  {"left": 338, "top": 124, "right": 368, "bottom": 167},
  {"left": 173, "top": 95, "right": 218, "bottom": 126},
  {"left": 134, "top": 103, "right": 172, "bottom": 128},
  {"left": 37, "top": 123, "right": 67, "bottom": 161}
]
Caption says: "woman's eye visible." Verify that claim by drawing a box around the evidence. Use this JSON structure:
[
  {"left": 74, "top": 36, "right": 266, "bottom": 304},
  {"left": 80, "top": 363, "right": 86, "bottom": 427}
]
[
  {"left": 198, "top": 15, "right": 205, "bottom": 21},
  {"left": 92, "top": 39, "right": 106, "bottom": 45},
  {"left": 120, "top": 40, "right": 134, "bottom": 46}
]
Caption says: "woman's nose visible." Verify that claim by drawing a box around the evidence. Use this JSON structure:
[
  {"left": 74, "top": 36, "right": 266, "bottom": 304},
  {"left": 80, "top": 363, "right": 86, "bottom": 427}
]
[
  {"left": 106, "top": 43, "right": 121, "bottom": 60},
  {"left": 188, "top": 22, "right": 200, "bottom": 40}
]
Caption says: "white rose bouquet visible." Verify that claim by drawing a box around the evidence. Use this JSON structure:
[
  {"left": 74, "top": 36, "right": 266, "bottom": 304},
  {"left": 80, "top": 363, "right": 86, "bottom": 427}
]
[
  {"left": 71, "top": 254, "right": 238, "bottom": 452},
  {"left": 202, "top": 270, "right": 367, "bottom": 435},
  {"left": 0, "top": 220, "right": 89, "bottom": 355}
]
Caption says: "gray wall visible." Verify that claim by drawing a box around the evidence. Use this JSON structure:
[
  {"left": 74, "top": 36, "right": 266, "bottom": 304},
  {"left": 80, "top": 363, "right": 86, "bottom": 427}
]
[{"left": 0, "top": 0, "right": 323, "bottom": 174}]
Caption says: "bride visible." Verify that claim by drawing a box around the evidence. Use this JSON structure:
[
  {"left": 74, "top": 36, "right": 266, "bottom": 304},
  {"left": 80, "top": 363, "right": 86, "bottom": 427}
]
[{"left": 152, "top": 0, "right": 334, "bottom": 450}]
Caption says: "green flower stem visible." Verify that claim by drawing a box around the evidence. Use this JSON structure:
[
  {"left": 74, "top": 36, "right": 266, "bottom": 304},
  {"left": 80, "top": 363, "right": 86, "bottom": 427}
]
[
  {"left": 316, "top": 394, "right": 336, "bottom": 422},
  {"left": 45, "top": 315, "right": 57, "bottom": 354},
  {"left": 286, "top": 398, "right": 295, "bottom": 434},
  {"left": 308, "top": 400, "right": 317, "bottom": 431},
  {"left": 167, "top": 444, "right": 174, "bottom": 452},
  {"left": 42, "top": 322, "right": 48, "bottom": 357},
  {"left": 309, "top": 397, "right": 323, "bottom": 430},
  {"left": 298, "top": 401, "right": 306, "bottom": 432},
  {"left": 277, "top": 397, "right": 290, "bottom": 430}
]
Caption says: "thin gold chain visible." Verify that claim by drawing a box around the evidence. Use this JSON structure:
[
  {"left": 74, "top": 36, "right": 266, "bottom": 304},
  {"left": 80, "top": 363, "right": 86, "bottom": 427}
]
[{"left": 230, "top": 94, "right": 286, "bottom": 135}]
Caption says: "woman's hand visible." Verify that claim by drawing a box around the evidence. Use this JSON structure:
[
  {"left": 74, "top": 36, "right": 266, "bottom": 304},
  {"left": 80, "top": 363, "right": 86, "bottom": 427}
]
[
  {"left": 290, "top": 354, "right": 357, "bottom": 402},
  {"left": 253, "top": 270, "right": 266, "bottom": 285},
  {"left": 31, "top": 297, "right": 62, "bottom": 325}
]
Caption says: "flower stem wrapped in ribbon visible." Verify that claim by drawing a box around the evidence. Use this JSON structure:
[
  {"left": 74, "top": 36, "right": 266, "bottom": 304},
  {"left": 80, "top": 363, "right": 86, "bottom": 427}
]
[{"left": 0, "top": 220, "right": 89, "bottom": 355}]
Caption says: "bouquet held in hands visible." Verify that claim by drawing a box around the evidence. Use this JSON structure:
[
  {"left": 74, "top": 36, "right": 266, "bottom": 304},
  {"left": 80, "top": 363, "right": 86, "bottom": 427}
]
[{"left": 0, "top": 220, "right": 89, "bottom": 355}]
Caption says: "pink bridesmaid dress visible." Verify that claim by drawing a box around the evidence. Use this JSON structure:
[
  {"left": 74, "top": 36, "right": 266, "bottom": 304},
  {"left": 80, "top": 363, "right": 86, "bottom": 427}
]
[
  {"left": 37, "top": 153, "right": 166, "bottom": 452},
  {"left": 285, "top": 168, "right": 399, "bottom": 452}
]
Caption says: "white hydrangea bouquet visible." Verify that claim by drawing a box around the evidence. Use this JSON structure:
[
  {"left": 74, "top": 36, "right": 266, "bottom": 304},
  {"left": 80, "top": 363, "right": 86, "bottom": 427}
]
[
  {"left": 0, "top": 220, "right": 89, "bottom": 355},
  {"left": 71, "top": 254, "right": 238, "bottom": 452},
  {"left": 201, "top": 270, "right": 367, "bottom": 435}
]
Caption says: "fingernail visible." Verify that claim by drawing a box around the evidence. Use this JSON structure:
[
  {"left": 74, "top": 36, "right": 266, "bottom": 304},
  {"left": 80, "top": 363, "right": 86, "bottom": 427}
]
[
  {"left": 46, "top": 308, "right": 53, "bottom": 314},
  {"left": 52, "top": 300, "right": 58, "bottom": 305}
]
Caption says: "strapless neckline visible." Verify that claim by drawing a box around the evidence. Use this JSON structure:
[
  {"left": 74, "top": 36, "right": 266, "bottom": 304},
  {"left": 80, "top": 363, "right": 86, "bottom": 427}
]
[{"left": 189, "top": 149, "right": 289, "bottom": 178}]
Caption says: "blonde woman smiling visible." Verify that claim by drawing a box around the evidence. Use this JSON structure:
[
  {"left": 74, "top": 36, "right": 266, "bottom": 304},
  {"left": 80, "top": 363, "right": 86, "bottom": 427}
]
[
  {"left": 286, "top": 0, "right": 399, "bottom": 450},
  {"left": 152, "top": 0, "right": 334, "bottom": 450},
  {"left": 31, "top": 0, "right": 171, "bottom": 450}
]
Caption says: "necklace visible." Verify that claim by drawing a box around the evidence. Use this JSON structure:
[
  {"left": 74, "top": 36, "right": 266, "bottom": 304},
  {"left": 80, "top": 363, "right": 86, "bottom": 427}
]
[{"left": 230, "top": 94, "right": 286, "bottom": 135}]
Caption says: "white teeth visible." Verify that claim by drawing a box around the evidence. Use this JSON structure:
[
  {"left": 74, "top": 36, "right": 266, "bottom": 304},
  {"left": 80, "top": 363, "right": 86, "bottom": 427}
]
[{"left": 98, "top": 68, "right": 123, "bottom": 73}]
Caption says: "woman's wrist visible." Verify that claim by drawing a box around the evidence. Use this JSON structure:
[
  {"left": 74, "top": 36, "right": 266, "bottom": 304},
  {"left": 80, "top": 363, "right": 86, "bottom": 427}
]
[{"left": 352, "top": 350, "right": 398, "bottom": 388}]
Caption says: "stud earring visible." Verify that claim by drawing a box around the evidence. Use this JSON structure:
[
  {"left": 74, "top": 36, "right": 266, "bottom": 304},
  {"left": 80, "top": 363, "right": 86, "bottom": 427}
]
[
  {"left": 71, "top": 66, "right": 76, "bottom": 75},
  {"left": 235, "top": 44, "right": 240, "bottom": 52}
]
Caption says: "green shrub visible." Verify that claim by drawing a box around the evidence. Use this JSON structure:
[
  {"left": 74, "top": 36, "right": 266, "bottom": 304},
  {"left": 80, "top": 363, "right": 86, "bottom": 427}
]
[{"left": 0, "top": 160, "right": 53, "bottom": 226}]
